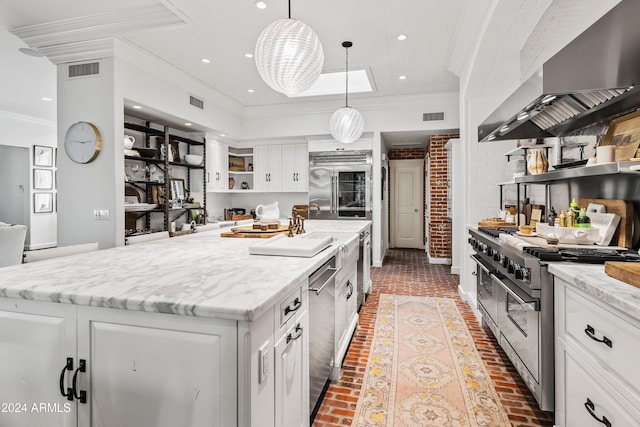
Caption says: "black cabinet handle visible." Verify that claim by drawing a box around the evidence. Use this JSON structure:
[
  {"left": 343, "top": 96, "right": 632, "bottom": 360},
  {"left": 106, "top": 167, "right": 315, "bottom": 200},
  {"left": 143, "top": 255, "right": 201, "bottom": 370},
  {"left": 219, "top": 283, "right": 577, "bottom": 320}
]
[
  {"left": 585, "top": 325, "right": 613, "bottom": 348},
  {"left": 284, "top": 297, "right": 301, "bottom": 316},
  {"left": 72, "top": 359, "right": 87, "bottom": 404},
  {"left": 346, "top": 281, "right": 353, "bottom": 300},
  {"left": 286, "top": 324, "right": 303, "bottom": 344},
  {"left": 585, "top": 398, "right": 611, "bottom": 427},
  {"left": 59, "top": 357, "right": 74, "bottom": 401}
]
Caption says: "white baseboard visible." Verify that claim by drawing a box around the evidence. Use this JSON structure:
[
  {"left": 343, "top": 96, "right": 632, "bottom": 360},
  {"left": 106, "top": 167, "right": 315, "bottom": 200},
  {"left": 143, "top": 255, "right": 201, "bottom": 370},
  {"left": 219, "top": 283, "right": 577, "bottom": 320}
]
[
  {"left": 458, "top": 285, "right": 482, "bottom": 323},
  {"left": 372, "top": 260, "right": 383, "bottom": 267},
  {"left": 427, "top": 255, "right": 451, "bottom": 265},
  {"left": 450, "top": 265, "right": 460, "bottom": 275}
]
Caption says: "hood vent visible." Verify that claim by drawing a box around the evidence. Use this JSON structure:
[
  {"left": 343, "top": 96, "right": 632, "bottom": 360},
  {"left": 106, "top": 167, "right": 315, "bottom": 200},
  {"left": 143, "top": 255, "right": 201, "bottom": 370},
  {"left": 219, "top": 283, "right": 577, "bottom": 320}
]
[
  {"left": 189, "top": 95, "right": 204, "bottom": 110},
  {"left": 479, "top": 0, "right": 640, "bottom": 142},
  {"left": 423, "top": 112, "right": 444, "bottom": 121}
]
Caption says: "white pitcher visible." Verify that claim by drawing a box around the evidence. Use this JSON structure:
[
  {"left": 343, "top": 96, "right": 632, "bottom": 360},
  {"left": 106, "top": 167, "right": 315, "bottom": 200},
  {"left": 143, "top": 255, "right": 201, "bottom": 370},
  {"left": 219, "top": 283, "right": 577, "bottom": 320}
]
[{"left": 255, "top": 202, "right": 280, "bottom": 221}]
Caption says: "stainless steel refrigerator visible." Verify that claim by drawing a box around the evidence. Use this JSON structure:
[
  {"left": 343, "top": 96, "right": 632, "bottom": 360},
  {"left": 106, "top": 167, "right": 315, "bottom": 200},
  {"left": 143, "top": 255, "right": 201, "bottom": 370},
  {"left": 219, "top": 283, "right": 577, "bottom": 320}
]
[{"left": 308, "top": 151, "right": 372, "bottom": 220}]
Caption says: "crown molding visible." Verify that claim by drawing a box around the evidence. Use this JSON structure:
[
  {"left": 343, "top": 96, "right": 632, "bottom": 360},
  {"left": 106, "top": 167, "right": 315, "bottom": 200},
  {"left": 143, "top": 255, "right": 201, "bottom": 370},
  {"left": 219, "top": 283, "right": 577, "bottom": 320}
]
[
  {"left": 10, "top": 3, "right": 187, "bottom": 50},
  {"left": 38, "top": 38, "right": 115, "bottom": 64},
  {"left": 0, "top": 110, "right": 56, "bottom": 127}
]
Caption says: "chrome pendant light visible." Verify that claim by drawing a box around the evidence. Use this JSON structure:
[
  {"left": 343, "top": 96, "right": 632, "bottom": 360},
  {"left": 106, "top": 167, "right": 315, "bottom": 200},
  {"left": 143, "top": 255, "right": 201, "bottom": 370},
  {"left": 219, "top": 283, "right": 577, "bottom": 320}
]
[
  {"left": 330, "top": 41, "right": 364, "bottom": 144},
  {"left": 255, "top": 0, "right": 324, "bottom": 96}
]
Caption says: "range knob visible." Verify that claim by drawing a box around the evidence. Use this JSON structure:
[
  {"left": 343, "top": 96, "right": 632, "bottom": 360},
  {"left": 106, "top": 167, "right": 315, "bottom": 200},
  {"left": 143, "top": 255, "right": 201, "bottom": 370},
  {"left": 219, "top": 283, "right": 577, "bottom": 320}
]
[
  {"left": 515, "top": 269, "right": 524, "bottom": 280},
  {"left": 487, "top": 247, "right": 494, "bottom": 257},
  {"left": 501, "top": 256, "right": 508, "bottom": 268},
  {"left": 493, "top": 252, "right": 501, "bottom": 261},
  {"left": 507, "top": 261, "right": 515, "bottom": 274},
  {"left": 522, "top": 269, "right": 530, "bottom": 281}
]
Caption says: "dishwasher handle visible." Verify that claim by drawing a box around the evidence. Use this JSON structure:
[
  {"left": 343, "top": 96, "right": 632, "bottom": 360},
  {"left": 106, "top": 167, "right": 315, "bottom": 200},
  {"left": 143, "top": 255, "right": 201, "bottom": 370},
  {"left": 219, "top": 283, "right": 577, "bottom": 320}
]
[{"left": 308, "top": 267, "right": 339, "bottom": 295}]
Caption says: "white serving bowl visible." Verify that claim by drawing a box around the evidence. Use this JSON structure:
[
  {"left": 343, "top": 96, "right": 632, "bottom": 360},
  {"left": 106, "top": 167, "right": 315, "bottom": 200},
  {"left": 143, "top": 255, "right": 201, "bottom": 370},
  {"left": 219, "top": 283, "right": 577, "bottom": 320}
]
[{"left": 184, "top": 154, "right": 203, "bottom": 165}]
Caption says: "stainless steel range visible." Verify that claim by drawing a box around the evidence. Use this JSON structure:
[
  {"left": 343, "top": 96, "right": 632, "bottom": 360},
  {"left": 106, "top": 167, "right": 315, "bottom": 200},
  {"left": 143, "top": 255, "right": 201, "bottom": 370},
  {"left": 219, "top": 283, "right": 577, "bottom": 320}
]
[{"left": 468, "top": 227, "right": 640, "bottom": 413}]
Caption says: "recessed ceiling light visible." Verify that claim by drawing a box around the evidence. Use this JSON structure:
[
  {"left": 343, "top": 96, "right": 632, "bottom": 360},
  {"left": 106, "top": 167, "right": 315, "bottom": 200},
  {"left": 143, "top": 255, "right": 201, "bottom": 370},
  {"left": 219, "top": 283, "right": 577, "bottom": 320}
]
[
  {"left": 132, "top": 105, "right": 142, "bottom": 109},
  {"left": 185, "top": 122, "right": 192, "bottom": 126},
  {"left": 248, "top": 89, "right": 255, "bottom": 93},
  {"left": 255, "top": 1, "right": 267, "bottom": 9},
  {"left": 41, "top": 97, "right": 53, "bottom": 101},
  {"left": 220, "top": 134, "right": 226, "bottom": 137},
  {"left": 397, "top": 34, "right": 408, "bottom": 41},
  {"left": 399, "top": 75, "right": 407, "bottom": 80},
  {"left": 245, "top": 53, "right": 254, "bottom": 58},
  {"left": 201, "top": 58, "right": 211, "bottom": 64}
]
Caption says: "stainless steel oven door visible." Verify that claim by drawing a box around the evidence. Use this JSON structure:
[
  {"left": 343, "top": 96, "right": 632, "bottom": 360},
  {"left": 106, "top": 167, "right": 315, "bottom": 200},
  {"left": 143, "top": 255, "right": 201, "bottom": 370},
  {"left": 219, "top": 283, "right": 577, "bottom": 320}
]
[
  {"left": 492, "top": 272, "right": 540, "bottom": 382},
  {"left": 471, "top": 255, "right": 498, "bottom": 335}
]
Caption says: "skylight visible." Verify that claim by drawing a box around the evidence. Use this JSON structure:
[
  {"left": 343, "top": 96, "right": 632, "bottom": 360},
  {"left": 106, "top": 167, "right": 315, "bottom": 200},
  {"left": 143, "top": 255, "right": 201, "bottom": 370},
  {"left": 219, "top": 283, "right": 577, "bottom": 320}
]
[{"left": 287, "top": 69, "right": 373, "bottom": 98}]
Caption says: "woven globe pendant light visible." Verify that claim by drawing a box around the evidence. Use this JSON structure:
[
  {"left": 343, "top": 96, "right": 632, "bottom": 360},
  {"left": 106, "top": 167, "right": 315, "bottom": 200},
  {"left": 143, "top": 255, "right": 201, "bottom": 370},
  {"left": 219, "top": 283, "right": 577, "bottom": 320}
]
[
  {"left": 255, "top": 1, "right": 324, "bottom": 96},
  {"left": 330, "top": 41, "right": 364, "bottom": 144}
]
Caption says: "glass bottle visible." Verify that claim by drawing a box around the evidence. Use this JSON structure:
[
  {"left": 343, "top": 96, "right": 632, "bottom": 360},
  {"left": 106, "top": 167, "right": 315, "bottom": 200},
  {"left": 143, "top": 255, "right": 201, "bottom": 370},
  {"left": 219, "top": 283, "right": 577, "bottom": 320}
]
[
  {"left": 548, "top": 207, "right": 557, "bottom": 226},
  {"left": 576, "top": 208, "right": 591, "bottom": 228},
  {"left": 566, "top": 208, "right": 575, "bottom": 228},
  {"left": 559, "top": 210, "right": 567, "bottom": 227},
  {"left": 570, "top": 198, "right": 580, "bottom": 217}
]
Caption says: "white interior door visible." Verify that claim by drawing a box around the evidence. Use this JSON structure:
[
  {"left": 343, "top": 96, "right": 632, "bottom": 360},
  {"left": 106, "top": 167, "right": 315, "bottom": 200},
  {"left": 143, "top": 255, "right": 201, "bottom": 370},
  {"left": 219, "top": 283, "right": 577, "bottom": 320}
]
[{"left": 390, "top": 159, "right": 424, "bottom": 249}]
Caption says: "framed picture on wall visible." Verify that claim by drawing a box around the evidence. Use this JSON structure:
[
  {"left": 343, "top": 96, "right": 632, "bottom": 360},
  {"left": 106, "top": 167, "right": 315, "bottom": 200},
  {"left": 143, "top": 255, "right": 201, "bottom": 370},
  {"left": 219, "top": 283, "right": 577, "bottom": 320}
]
[
  {"left": 34, "top": 193, "right": 53, "bottom": 213},
  {"left": 34, "top": 145, "right": 53, "bottom": 167},
  {"left": 33, "top": 169, "right": 53, "bottom": 190}
]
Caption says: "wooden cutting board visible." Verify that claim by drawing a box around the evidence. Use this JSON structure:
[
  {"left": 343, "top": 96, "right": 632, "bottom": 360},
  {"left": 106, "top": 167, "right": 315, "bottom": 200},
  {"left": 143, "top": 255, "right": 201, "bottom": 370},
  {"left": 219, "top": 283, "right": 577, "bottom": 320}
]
[
  {"left": 604, "top": 262, "right": 640, "bottom": 288},
  {"left": 579, "top": 199, "right": 633, "bottom": 248},
  {"left": 478, "top": 218, "right": 516, "bottom": 229},
  {"left": 221, "top": 225, "right": 290, "bottom": 238}
]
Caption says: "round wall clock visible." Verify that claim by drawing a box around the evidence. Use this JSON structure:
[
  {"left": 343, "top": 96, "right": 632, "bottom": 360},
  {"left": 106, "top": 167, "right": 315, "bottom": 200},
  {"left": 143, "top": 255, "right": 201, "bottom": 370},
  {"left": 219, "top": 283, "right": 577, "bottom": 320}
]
[{"left": 64, "top": 121, "right": 102, "bottom": 164}]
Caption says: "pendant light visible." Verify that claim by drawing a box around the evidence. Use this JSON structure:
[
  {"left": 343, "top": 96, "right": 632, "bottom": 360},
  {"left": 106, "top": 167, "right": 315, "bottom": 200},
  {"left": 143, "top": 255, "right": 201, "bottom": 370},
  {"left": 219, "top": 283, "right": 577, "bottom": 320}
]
[
  {"left": 329, "top": 41, "right": 364, "bottom": 144},
  {"left": 255, "top": 0, "right": 324, "bottom": 96}
]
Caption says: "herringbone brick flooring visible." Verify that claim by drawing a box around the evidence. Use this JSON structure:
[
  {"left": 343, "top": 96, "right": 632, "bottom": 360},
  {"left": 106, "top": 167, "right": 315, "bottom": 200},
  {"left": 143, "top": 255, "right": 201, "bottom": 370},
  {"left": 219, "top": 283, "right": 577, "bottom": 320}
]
[{"left": 312, "top": 248, "right": 554, "bottom": 427}]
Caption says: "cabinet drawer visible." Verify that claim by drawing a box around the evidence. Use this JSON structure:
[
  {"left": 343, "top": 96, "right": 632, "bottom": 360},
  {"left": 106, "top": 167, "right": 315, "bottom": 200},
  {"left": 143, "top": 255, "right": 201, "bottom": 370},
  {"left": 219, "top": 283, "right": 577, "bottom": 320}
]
[
  {"left": 561, "top": 349, "right": 640, "bottom": 427},
  {"left": 563, "top": 286, "right": 640, "bottom": 396},
  {"left": 279, "top": 286, "right": 303, "bottom": 327}
]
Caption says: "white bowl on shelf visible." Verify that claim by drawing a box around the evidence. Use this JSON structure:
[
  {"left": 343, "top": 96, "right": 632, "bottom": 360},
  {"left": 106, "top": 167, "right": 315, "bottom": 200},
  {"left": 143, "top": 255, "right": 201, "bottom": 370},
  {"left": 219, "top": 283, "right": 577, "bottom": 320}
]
[{"left": 184, "top": 154, "right": 203, "bottom": 165}]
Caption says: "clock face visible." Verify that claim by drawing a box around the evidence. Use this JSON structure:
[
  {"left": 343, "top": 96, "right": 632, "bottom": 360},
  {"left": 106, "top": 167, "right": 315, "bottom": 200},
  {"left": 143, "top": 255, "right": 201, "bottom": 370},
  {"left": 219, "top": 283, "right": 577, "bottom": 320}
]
[{"left": 64, "top": 121, "right": 102, "bottom": 164}]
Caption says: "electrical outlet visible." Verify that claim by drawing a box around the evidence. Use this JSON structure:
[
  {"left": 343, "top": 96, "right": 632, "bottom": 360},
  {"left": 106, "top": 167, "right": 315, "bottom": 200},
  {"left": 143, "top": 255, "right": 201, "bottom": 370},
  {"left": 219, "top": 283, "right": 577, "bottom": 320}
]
[
  {"left": 93, "top": 210, "right": 110, "bottom": 220},
  {"left": 258, "top": 341, "right": 269, "bottom": 384}
]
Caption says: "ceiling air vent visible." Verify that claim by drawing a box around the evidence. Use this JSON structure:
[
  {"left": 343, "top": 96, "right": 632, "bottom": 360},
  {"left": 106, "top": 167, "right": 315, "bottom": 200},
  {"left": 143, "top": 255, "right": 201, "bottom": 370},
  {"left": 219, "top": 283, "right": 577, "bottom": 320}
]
[
  {"left": 68, "top": 62, "right": 100, "bottom": 78},
  {"left": 190, "top": 95, "right": 204, "bottom": 110},
  {"left": 423, "top": 112, "right": 444, "bottom": 121}
]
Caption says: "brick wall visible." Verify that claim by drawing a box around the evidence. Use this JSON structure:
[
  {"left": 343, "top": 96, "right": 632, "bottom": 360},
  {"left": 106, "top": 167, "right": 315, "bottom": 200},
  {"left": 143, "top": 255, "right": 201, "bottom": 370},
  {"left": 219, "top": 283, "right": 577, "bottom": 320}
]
[{"left": 428, "top": 133, "right": 459, "bottom": 260}]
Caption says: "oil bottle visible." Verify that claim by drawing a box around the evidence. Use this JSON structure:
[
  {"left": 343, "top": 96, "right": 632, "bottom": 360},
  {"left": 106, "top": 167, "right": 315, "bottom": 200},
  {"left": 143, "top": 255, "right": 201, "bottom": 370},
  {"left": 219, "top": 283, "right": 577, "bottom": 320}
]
[{"left": 575, "top": 208, "right": 591, "bottom": 228}]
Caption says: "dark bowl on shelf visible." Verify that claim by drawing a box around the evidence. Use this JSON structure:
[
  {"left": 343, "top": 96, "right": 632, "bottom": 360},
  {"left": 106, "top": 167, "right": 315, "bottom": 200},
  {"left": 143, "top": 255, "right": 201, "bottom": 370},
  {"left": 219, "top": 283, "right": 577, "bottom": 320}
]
[{"left": 137, "top": 147, "right": 158, "bottom": 159}]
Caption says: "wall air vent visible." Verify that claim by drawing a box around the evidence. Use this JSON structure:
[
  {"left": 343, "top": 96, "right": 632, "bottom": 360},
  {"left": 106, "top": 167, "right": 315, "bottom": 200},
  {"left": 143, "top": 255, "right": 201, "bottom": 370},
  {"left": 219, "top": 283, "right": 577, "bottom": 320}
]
[
  {"left": 423, "top": 112, "right": 445, "bottom": 121},
  {"left": 190, "top": 95, "right": 204, "bottom": 110},
  {"left": 68, "top": 62, "right": 100, "bottom": 78}
]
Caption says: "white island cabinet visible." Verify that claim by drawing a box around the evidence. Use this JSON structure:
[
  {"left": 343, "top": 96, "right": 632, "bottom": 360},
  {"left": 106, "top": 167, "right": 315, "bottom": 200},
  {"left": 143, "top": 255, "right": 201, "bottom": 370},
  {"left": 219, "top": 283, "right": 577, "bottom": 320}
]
[
  {"left": 551, "top": 264, "right": 640, "bottom": 427},
  {"left": 0, "top": 220, "right": 370, "bottom": 427}
]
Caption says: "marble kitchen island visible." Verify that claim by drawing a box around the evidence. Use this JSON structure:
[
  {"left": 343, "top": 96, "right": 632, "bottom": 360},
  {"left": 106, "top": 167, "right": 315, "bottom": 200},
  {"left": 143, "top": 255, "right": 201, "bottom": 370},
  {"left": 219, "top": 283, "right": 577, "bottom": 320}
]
[{"left": 0, "top": 219, "right": 370, "bottom": 427}]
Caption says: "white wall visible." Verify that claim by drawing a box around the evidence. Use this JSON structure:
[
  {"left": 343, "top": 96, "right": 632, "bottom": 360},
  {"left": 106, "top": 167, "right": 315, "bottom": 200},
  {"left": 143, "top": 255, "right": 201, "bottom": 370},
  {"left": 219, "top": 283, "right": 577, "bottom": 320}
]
[{"left": 0, "top": 111, "right": 57, "bottom": 249}]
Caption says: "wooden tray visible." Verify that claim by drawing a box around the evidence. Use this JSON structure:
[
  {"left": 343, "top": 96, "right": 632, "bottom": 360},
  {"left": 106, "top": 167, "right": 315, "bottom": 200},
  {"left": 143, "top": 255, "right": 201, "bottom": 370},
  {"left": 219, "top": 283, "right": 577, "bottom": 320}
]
[
  {"left": 604, "top": 262, "right": 640, "bottom": 288},
  {"left": 478, "top": 218, "right": 516, "bottom": 229},
  {"left": 221, "top": 224, "right": 290, "bottom": 238}
]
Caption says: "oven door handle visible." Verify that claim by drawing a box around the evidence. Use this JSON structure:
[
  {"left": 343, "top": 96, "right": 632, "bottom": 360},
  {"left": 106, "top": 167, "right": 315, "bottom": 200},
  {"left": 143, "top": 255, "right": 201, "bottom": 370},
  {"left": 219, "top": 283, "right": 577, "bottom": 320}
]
[
  {"left": 490, "top": 273, "right": 539, "bottom": 311},
  {"left": 470, "top": 254, "right": 491, "bottom": 274}
]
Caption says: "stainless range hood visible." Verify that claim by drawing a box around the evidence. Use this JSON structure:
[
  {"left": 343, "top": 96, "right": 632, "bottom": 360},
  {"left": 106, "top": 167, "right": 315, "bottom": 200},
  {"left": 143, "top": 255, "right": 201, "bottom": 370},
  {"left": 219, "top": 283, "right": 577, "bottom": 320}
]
[{"left": 478, "top": 0, "right": 640, "bottom": 142}]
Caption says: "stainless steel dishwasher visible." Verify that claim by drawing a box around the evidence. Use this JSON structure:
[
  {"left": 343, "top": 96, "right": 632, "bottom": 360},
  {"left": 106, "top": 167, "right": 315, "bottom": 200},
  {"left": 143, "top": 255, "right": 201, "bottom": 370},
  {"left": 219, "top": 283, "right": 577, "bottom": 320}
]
[{"left": 308, "top": 255, "right": 339, "bottom": 421}]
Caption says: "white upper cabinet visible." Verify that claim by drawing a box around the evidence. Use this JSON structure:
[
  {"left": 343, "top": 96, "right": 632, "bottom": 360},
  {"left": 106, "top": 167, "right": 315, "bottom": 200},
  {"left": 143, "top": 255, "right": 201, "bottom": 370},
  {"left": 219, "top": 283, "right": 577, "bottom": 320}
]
[
  {"left": 206, "top": 140, "right": 228, "bottom": 191},
  {"left": 254, "top": 145, "right": 282, "bottom": 192},
  {"left": 281, "top": 144, "right": 309, "bottom": 192}
]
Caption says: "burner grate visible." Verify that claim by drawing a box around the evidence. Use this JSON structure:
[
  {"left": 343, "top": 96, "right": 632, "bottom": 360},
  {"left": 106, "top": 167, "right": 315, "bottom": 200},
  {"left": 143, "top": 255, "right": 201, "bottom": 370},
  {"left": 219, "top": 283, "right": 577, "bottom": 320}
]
[{"left": 524, "top": 246, "right": 640, "bottom": 263}]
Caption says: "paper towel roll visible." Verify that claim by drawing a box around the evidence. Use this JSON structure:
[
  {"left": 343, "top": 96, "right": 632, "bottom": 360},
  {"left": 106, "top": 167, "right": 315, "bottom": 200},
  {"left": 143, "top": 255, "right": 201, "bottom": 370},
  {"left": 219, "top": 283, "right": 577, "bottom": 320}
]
[{"left": 586, "top": 203, "right": 606, "bottom": 214}]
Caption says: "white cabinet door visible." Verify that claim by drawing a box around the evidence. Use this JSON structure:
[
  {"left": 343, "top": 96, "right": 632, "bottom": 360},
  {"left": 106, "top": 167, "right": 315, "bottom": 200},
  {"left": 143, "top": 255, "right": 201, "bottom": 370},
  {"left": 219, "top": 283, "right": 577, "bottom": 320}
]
[
  {"left": 0, "top": 299, "right": 76, "bottom": 427},
  {"left": 295, "top": 143, "right": 309, "bottom": 192},
  {"left": 267, "top": 145, "right": 282, "bottom": 192},
  {"left": 274, "top": 312, "right": 307, "bottom": 427},
  {"left": 77, "top": 307, "right": 237, "bottom": 427},
  {"left": 255, "top": 145, "right": 283, "bottom": 192},
  {"left": 206, "top": 140, "right": 228, "bottom": 191},
  {"left": 254, "top": 145, "right": 270, "bottom": 192},
  {"left": 335, "top": 267, "right": 357, "bottom": 376},
  {"left": 281, "top": 144, "right": 309, "bottom": 192}
]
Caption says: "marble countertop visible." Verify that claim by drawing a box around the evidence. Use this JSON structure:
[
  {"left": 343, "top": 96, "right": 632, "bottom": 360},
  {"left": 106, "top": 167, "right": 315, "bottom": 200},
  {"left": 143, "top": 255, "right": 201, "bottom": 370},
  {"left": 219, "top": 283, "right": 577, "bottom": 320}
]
[
  {"left": 0, "top": 220, "right": 370, "bottom": 322},
  {"left": 549, "top": 263, "right": 640, "bottom": 321}
]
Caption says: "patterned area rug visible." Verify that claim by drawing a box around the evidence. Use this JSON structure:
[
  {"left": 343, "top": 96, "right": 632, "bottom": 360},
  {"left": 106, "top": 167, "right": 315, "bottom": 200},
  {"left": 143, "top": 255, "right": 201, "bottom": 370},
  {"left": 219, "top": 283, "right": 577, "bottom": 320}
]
[{"left": 352, "top": 294, "right": 510, "bottom": 426}]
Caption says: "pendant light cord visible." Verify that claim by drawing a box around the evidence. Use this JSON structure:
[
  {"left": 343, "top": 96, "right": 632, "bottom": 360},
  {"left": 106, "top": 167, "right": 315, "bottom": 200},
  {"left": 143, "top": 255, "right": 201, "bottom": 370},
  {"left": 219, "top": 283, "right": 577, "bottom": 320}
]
[
  {"left": 288, "top": 0, "right": 291, "bottom": 19},
  {"left": 345, "top": 46, "right": 349, "bottom": 107}
]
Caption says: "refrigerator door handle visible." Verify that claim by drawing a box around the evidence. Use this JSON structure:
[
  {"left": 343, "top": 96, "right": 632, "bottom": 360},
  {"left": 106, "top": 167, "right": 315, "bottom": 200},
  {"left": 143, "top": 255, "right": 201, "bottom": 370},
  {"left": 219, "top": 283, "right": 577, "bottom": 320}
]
[{"left": 333, "top": 174, "right": 339, "bottom": 214}]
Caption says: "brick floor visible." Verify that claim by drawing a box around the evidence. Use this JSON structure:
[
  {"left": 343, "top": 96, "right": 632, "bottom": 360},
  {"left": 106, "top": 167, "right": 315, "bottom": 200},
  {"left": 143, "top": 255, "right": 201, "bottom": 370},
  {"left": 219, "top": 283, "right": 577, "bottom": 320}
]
[{"left": 312, "top": 248, "right": 554, "bottom": 427}]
